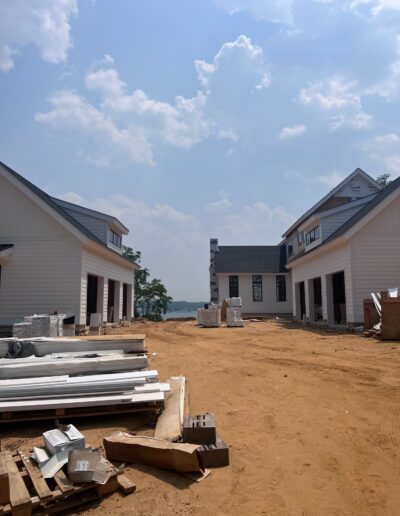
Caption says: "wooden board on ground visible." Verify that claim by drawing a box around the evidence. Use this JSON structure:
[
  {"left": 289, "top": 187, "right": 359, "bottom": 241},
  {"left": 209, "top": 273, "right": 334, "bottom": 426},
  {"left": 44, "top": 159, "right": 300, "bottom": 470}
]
[
  {"left": 0, "top": 399, "right": 164, "bottom": 424},
  {"left": 154, "top": 376, "right": 185, "bottom": 442},
  {"left": 117, "top": 474, "right": 136, "bottom": 495},
  {"left": 0, "top": 450, "right": 131, "bottom": 515}
]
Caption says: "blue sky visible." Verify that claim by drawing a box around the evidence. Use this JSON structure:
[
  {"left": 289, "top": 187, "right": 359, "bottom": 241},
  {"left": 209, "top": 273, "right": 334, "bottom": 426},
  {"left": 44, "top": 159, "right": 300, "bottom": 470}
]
[{"left": 1, "top": 0, "right": 400, "bottom": 301}]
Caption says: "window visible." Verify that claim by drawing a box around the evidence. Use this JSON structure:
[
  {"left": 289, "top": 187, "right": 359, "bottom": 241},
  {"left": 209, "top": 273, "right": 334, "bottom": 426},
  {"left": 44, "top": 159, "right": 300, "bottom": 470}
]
[
  {"left": 287, "top": 241, "right": 293, "bottom": 256},
  {"left": 252, "top": 275, "right": 263, "bottom": 302},
  {"left": 306, "top": 226, "right": 320, "bottom": 245},
  {"left": 276, "top": 275, "right": 286, "bottom": 302},
  {"left": 229, "top": 275, "right": 239, "bottom": 298},
  {"left": 298, "top": 231, "right": 304, "bottom": 245},
  {"left": 110, "top": 230, "right": 122, "bottom": 248}
]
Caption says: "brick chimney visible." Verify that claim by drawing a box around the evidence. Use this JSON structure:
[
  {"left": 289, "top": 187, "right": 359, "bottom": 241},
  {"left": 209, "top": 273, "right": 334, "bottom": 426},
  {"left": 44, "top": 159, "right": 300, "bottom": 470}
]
[{"left": 209, "top": 238, "right": 219, "bottom": 303}]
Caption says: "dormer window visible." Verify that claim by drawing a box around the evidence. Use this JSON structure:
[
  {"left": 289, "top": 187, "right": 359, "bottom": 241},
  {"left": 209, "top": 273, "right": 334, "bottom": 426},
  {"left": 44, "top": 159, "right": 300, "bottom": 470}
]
[
  {"left": 110, "top": 230, "right": 122, "bottom": 248},
  {"left": 306, "top": 226, "right": 320, "bottom": 245},
  {"left": 287, "top": 241, "right": 293, "bottom": 256}
]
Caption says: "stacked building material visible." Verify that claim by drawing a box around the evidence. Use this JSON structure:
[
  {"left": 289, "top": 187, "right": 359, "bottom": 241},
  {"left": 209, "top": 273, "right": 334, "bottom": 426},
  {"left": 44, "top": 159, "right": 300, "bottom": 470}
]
[
  {"left": 226, "top": 298, "right": 243, "bottom": 327},
  {"left": 196, "top": 308, "right": 204, "bottom": 326},
  {"left": 12, "top": 314, "right": 65, "bottom": 339},
  {"left": 201, "top": 306, "right": 221, "bottom": 328},
  {"left": 0, "top": 335, "right": 167, "bottom": 421}
]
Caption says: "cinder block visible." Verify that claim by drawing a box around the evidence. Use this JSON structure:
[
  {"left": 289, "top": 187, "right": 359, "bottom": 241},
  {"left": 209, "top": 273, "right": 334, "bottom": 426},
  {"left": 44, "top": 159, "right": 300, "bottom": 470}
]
[
  {"left": 183, "top": 413, "right": 216, "bottom": 445},
  {"left": 197, "top": 435, "right": 229, "bottom": 468}
]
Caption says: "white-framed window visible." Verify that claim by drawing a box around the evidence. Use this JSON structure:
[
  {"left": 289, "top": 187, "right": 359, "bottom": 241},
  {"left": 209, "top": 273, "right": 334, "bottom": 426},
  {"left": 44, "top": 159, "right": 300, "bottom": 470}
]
[
  {"left": 276, "top": 275, "right": 286, "bottom": 302},
  {"left": 110, "top": 230, "right": 122, "bottom": 248},
  {"left": 306, "top": 226, "right": 320, "bottom": 245},
  {"left": 298, "top": 231, "right": 304, "bottom": 245},
  {"left": 287, "top": 241, "right": 293, "bottom": 256}
]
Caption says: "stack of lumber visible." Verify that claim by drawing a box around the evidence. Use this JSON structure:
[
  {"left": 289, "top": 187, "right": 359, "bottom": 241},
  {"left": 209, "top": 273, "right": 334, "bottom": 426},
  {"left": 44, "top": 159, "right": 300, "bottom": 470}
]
[{"left": 0, "top": 335, "right": 167, "bottom": 423}]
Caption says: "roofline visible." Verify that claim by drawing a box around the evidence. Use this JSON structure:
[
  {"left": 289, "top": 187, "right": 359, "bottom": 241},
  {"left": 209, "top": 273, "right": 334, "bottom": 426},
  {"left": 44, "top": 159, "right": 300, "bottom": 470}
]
[
  {"left": 0, "top": 161, "right": 139, "bottom": 270},
  {"left": 286, "top": 176, "right": 400, "bottom": 268},
  {"left": 282, "top": 168, "right": 381, "bottom": 238},
  {"left": 52, "top": 197, "right": 129, "bottom": 235}
]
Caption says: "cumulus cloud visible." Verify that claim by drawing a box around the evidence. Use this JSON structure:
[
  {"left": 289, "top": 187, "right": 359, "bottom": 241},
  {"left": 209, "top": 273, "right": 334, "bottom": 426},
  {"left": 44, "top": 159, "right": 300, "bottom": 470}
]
[
  {"left": 195, "top": 35, "right": 270, "bottom": 96},
  {"left": 345, "top": 0, "right": 400, "bottom": 16},
  {"left": 362, "top": 132, "right": 400, "bottom": 176},
  {"left": 36, "top": 35, "right": 270, "bottom": 167},
  {"left": 0, "top": 0, "right": 77, "bottom": 72},
  {"left": 299, "top": 77, "right": 372, "bottom": 130},
  {"left": 205, "top": 192, "right": 233, "bottom": 212},
  {"left": 279, "top": 124, "right": 307, "bottom": 140},
  {"left": 215, "top": 0, "right": 294, "bottom": 24}
]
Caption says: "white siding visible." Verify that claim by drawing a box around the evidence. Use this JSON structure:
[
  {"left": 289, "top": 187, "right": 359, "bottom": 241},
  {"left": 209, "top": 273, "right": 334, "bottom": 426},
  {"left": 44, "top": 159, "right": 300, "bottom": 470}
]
[
  {"left": 80, "top": 249, "right": 134, "bottom": 324},
  {"left": 61, "top": 208, "right": 108, "bottom": 244},
  {"left": 217, "top": 273, "right": 292, "bottom": 314},
  {"left": 351, "top": 195, "right": 400, "bottom": 322},
  {"left": 336, "top": 175, "right": 378, "bottom": 197},
  {"left": 0, "top": 175, "right": 81, "bottom": 323},
  {"left": 290, "top": 243, "right": 354, "bottom": 322}
]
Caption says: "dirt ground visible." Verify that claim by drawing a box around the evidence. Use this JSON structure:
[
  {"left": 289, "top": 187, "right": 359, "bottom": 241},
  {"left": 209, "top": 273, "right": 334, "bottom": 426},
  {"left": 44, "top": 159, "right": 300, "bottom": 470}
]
[{"left": 1, "top": 320, "right": 399, "bottom": 515}]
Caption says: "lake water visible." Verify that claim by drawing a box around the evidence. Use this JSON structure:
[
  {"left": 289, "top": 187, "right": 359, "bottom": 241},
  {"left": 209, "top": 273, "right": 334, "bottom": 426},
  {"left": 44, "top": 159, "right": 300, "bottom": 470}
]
[{"left": 164, "top": 310, "right": 197, "bottom": 319}]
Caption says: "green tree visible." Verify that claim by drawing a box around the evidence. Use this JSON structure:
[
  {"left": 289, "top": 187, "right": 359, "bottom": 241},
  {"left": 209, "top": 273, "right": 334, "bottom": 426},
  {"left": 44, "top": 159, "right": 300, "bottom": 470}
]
[
  {"left": 376, "top": 173, "right": 391, "bottom": 188},
  {"left": 122, "top": 246, "right": 172, "bottom": 319}
]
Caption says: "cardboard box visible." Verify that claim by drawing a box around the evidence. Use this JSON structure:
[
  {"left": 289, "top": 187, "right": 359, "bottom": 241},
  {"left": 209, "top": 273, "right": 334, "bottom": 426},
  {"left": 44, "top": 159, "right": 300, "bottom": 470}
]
[
  {"left": 68, "top": 449, "right": 111, "bottom": 484},
  {"left": 104, "top": 433, "right": 203, "bottom": 473},
  {"left": 43, "top": 424, "right": 85, "bottom": 455}
]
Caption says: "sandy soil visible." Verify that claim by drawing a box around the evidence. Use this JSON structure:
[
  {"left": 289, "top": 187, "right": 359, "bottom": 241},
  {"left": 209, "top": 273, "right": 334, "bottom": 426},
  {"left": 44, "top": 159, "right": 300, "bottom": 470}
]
[{"left": 1, "top": 320, "right": 399, "bottom": 515}]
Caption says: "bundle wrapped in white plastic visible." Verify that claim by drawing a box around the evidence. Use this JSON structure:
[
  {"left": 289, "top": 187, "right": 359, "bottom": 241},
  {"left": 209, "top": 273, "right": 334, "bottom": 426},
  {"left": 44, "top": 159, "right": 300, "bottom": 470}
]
[
  {"left": 197, "top": 308, "right": 204, "bottom": 326},
  {"left": 227, "top": 297, "right": 242, "bottom": 308},
  {"left": 226, "top": 307, "right": 243, "bottom": 327},
  {"left": 202, "top": 306, "right": 221, "bottom": 327}
]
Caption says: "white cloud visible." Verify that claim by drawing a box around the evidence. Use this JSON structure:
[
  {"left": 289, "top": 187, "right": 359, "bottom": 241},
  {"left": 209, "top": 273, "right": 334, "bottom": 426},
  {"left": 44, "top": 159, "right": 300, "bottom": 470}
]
[
  {"left": 35, "top": 90, "right": 155, "bottom": 167},
  {"left": 215, "top": 0, "right": 294, "bottom": 24},
  {"left": 195, "top": 35, "right": 270, "bottom": 94},
  {"left": 345, "top": 0, "right": 400, "bottom": 16},
  {"left": 279, "top": 124, "right": 307, "bottom": 140},
  {"left": 299, "top": 77, "right": 372, "bottom": 130},
  {"left": 316, "top": 172, "right": 345, "bottom": 187},
  {"left": 205, "top": 192, "right": 233, "bottom": 212},
  {"left": 365, "top": 38, "right": 400, "bottom": 101},
  {"left": 36, "top": 35, "right": 271, "bottom": 167},
  {"left": 0, "top": 0, "right": 77, "bottom": 72},
  {"left": 58, "top": 191, "right": 85, "bottom": 205},
  {"left": 362, "top": 133, "right": 400, "bottom": 176},
  {"left": 215, "top": 201, "right": 295, "bottom": 243}
]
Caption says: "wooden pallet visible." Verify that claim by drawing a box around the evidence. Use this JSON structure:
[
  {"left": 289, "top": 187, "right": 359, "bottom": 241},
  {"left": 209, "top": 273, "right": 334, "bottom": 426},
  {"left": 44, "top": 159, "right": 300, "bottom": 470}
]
[
  {"left": 0, "top": 450, "right": 133, "bottom": 515},
  {"left": 0, "top": 400, "right": 164, "bottom": 424}
]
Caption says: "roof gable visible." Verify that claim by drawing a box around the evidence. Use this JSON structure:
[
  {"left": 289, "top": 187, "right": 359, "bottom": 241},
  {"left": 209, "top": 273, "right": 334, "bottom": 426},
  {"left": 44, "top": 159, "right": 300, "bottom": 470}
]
[
  {"left": 283, "top": 168, "right": 381, "bottom": 237},
  {"left": 0, "top": 161, "right": 138, "bottom": 270}
]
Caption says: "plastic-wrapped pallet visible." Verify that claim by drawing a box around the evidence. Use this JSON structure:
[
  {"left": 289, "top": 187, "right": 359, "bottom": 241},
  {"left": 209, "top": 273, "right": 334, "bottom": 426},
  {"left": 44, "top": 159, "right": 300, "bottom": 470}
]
[
  {"left": 226, "top": 307, "right": 243, "bottom": 327},
  {"left": 227, "top": 297, "right": 242, "bottom": 308},
  {"left": 197, "top": 308, "right": 204, "bottom": 326},
  {"left": 202, "top": 307, "right": 221, "bottom": 328}
]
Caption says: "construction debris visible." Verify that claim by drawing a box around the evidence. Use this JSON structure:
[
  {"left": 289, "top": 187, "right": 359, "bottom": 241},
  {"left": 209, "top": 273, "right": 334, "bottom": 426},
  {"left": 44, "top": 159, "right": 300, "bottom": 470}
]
[
  {"left": 197, "top": 299, "right": 243, "bottom": 328},
  {"left": 154, "top": 375, "right": 185, "bottom": 442},
  {"left": 365, "top": 288, "right": 400, "bottom": 340},
  {"left": 104, "top": 433, "right": 204, "bottom": 474}
]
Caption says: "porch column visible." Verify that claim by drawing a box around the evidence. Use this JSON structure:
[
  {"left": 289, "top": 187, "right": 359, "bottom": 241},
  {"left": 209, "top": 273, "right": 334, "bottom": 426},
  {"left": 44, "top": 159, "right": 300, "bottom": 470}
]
[
  {"left": 127, "top": 284, "right": 133, "bottom": 320},
  {"left": 304, "top": 280, "right": 311, "bottom": 321},
  {"left": 96, "top": 277, "right": 105, "bottom": 322},
  {"left": 115, "top": 281, "right": 123, "bottom": 322},
  {"left": 307, "top": 279, "right": 315, "bottom": 322},
  {"left": 102, "top": 278, "right": 109, "bottom": 323}
]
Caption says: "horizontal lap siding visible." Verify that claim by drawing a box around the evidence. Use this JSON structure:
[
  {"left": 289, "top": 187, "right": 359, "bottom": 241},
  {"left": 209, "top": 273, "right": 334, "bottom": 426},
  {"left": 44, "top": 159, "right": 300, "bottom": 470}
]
[
  {"left": 218, "top": 273, "right": 292, "bottom": 314},
  {"left": 291, "top": 243, "right": 354, "bottom": 322},
  {"left": 0, "top": 176, "right": 81, "bottom": 323},
  {"left": 352, "top": 196, "right": 400, "bottom": 322},
  {"left": 80, "top": 249, "right": 134, "bottom": 323},
  {"left": 321, "top": 205, "right": 364, "bottom": 240}
]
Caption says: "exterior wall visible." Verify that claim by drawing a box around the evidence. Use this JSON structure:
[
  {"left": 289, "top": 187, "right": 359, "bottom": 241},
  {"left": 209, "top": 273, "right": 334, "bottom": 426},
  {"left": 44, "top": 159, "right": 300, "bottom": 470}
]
[
  {"left": 0, "top": 175, "right": 81, "bottom": 324},
  {"left": 351, "top": 195, "right": 400, "bottom": 322},
  {"left": 290, "top": 242, "right": 354, "bottom": 323},
  {"left": 61, "top": 208, "right": 108, "bottom": 244},
  {"left": 209, "top": 239, "right": 219, "bottom": 303},
  {"left": 336, "top": 175, "right": 378, "bottom": 197},
  {"left": 79, "top": 249, "right": 134, "bottom": 325},
  {"left": 217, "top": 273, "right": 292, "bottom": 314}
]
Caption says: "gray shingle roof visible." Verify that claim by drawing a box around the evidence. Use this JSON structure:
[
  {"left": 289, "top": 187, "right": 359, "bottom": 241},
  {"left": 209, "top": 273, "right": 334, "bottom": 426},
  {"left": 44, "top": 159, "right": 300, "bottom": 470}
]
[
  {"left": 0, "top": 244, "right": 13, "bottom": 252},
  {"left": 215, "top": 245, "right": 286, "bottom": 273},
  {"left": 0, "top": 161, "right": 137, "bottom": 268},
  {"left": 289, "top": 175, "right": 400, "bottom": 263}
]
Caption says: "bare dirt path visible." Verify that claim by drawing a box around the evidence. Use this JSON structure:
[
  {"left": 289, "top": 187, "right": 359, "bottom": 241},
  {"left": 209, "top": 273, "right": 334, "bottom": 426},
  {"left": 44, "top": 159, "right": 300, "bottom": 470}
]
[{"left": 2, "top": 320, "right": 399, "bottom": 515}]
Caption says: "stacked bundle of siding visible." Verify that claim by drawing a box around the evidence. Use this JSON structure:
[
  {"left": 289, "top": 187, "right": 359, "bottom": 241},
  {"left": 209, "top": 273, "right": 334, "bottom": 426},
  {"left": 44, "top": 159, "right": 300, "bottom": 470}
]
[
  {"left": 226, "top": 298, "right": 243, "bottom": 327},
  {"left": 0, "top": 336, "right": 169, "bottom": 415}
]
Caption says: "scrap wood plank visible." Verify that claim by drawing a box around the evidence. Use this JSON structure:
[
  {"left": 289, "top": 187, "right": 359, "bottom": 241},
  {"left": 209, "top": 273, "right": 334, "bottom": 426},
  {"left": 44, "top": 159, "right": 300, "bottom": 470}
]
[
  {"left": 117, "top": 474, "right": 136, "bottom": 495},
  {"left": 0, "top": 452, "right": 31, "bottom": 513},
  {"left": 18, "top": 453, "right": 52, "bottom": 501},
  {"left": 0, "top": 455, "right": 9, "bottom": 504},
  {"left": 154, "top": 375, "right": 185, "bottom": 442},
  {"left": 53, "top": 470, "right": 74, "bottom": 493}
]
